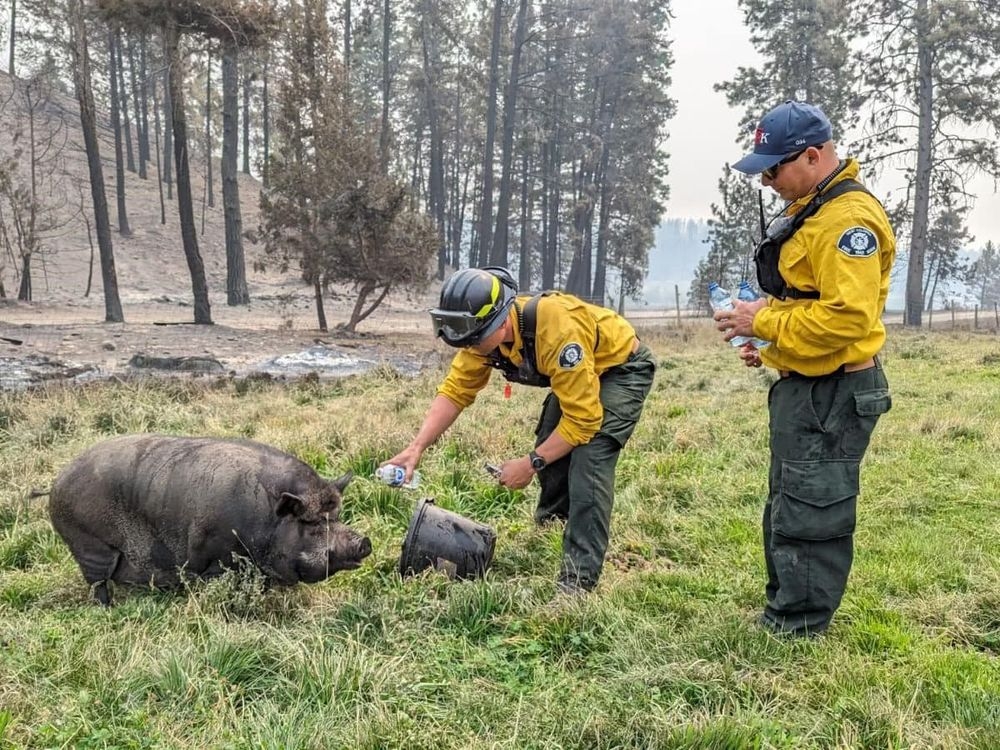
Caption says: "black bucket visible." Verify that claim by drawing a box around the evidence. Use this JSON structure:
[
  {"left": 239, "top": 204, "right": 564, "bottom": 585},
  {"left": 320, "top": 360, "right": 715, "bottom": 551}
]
[{"left": 399, "top": 498, "right": 497, "bottom": 580}]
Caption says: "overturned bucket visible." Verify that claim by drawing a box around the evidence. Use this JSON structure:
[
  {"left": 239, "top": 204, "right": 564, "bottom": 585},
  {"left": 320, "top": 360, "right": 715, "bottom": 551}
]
[{"left": 399, "top": 498, "right": 497, "bottom": 580}]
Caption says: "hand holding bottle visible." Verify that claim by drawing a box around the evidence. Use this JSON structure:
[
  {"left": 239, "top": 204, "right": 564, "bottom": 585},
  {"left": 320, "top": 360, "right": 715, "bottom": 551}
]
[
  {"left": 374, "top": 464, "right": 421, "bottom": 488},
  {"left": 736, "top": 282, "right": 771, "bottom": 350},
  {"left": 707, "top": 283, "right": 751, "bottom": 347}
]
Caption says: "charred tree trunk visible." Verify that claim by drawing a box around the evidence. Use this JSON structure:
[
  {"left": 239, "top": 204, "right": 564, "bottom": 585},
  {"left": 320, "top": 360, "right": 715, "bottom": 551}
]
[
  {"left": 17, "top": 256, "right": 31, "bottom": 301},
  {"left": 165, "top": 17, "right": 212, "bottom": 324},
  {"left": 379, "top": 0, "right": 391, "bottom": 171},
  {"left": 222, "top": 43, "right": 249, "bottom": 306},
  {"left": 137, "top": 33, "right": 150, "bottom": 178},
  {"left": 108, "top": 27, "right": 131, "bottom": 236},
  {"left": 7, "top": 0, "right": 14, "bottom": 75},
  {"left": 70, "top": 1, "right": 123, "bottom": 322},
  {"left": 490, "top": 0, "right": 528, "bottom": 268},
  {"left": 151, "top": 60, "right": 166, "bottom": 224},
  {"left": 518, "top": 149, "right": 531, "bottom": 289},
  {"left": 205, "top": 47, "right": 214, "bottom": 210},
  {"left": 314, "top": 277, "right": 327, "bottom": 332},
  {"left": 592, "top": 148, "right": 613, "bottom": 306},
  {"left": 84, "top": 213, "right": 94, "bottom": 298},
  {"left": 419, "top": 8, "right": 445, "bottom": 278},
  {"left": 473, "top": 0, "right": 503, "bottom": 268},
  {"left": 543, "top": 132, "right": 562, "bottom": 289},
  {"left": 905, "top": 0, "right": 932, "bottom": 328},
  {"left": 124, "top": 34, "right": 143, "bottom": 177},
  {"left": 343, "top": 0, "right": 352, "bottom": 81},
  {"left": 242, "top": 56, "right": 251, "bottom": 174},
  {"left": 447, "top": 77, "right": 464, "bottom": 269},
  {"left": 261, "top": 56, "right": 270, "bottom": 188},
  {"left": 565, "top": 159, "right": 595, "bottom": 298},
  {"left": 162, "top": 64, "right": 173, "bottom": 199},
  {"left": 115, "top": 29, "right": 135, "bottom": 174}
]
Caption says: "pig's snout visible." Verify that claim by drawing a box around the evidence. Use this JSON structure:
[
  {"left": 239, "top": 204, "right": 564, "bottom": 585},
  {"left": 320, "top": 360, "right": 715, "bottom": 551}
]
[
  {"left": 357, "top": 536, "right": 373, "bottom": 559},
  {"left": 327, "top": 534, "right": 373, "bottom": 571}
]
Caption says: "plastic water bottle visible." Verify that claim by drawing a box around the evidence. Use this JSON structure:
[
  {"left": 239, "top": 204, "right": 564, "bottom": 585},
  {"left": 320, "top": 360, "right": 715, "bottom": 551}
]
[
  {"left": 374, "top": 464, "right": 421, "bottom": 489},
  {"left": 707, "top": 282, "right": 751, "bottom": 347},
  {"left": 736, "top": 281, "right": 771, "bottom": 350}
]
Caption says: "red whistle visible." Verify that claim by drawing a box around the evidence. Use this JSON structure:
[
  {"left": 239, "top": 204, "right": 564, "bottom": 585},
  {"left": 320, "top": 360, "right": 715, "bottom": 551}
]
[{"left": 503, "top": 383, "right": 512, "bottom": 399}]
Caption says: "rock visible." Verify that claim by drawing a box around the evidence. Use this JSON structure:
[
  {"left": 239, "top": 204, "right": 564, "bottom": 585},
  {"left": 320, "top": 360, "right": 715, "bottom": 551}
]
[
  {"left": 102, "top": 342, "right": 116, "bottom": 351},
  {"left": 128, "top": 354, "right": 225, "bottom": 373}
]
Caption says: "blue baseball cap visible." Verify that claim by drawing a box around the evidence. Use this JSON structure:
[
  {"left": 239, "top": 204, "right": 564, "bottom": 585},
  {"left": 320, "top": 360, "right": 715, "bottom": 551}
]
[{"left": 732, "top": 101, "right": 833, "bottom": 175}]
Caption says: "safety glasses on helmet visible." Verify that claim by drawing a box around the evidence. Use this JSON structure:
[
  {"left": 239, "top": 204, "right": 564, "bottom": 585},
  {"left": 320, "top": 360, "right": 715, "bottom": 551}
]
[
  {"left": 430, "top": 308, "right": 495, "bottom": 346},
  {"left": 430, "top": 266, "right": 518, "bottom": 347}
]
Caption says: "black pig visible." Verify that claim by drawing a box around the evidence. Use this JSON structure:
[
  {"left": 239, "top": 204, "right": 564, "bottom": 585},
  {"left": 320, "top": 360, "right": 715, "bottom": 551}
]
[{"left": 49, "top": 435, "right": 372, "bottom": 605}]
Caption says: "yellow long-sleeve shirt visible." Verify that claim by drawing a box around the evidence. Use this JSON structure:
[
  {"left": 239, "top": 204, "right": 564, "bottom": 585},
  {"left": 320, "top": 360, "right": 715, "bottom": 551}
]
[
  {"left": 754, "top": 159, "right": 896, "bottom": 376},
  {"left": 437, "top": 293, "right": 637, "bottom": 445}
]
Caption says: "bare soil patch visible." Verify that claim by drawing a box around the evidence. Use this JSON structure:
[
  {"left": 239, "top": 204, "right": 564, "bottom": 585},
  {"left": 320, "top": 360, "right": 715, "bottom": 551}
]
[{"left": 1, "top": 286, "right": 448, "bottom": 388}]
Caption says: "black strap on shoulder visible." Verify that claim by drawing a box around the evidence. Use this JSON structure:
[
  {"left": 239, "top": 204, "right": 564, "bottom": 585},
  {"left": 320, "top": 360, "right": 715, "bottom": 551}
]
[
  {"left": 520, "top": 292, "right": 549, "bottom": 366},
  {"left": 775, "top": 178, "right": 874, "bottom": 300},
  {"left": 485, "top": 291, "right": 555, "bottom": 388},
  {"left": 788, "top": 179, "right": 872, "bottom": 238}
]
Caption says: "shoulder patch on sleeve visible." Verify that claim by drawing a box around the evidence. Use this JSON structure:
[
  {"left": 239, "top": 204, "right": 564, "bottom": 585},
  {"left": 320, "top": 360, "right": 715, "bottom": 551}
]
[
  {"left": 837, "top": 226, "right": 878, "bottom": 257},
  {"left": 558, "top": 343, "right": 584, "bottom": 369}
]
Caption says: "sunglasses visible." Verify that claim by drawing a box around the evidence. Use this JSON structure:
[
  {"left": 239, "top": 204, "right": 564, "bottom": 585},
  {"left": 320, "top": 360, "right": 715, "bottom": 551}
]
[{"left": 762, "top": 143, "right": 823, "bottom": 181}]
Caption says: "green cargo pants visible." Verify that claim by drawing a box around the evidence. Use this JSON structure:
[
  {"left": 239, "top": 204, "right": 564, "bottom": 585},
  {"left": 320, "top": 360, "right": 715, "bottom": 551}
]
[
  {"left": 533, "top": 344, "right": 655, "bottom": 590},
  {"left": 763, "top": 363, "right": 891, "bottom": 636}
]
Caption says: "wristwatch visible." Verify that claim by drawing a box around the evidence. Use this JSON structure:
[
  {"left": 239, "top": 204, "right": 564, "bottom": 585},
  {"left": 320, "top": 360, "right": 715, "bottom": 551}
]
[{"left": 528, "top": 450, "right": 547, "bottom": 471}]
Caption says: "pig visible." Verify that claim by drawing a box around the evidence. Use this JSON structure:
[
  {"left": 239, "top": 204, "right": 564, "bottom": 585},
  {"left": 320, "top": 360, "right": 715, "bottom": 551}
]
[{"left": 48, "top": 434, "right": 372, "bottom": 605}]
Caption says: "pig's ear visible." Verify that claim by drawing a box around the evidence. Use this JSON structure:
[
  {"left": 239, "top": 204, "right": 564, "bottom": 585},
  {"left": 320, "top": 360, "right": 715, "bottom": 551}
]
[
  {"left": 330, "top": 472, "right": 353, "bottom": 493},
  {"left": 276, "top": 492, "right": 306, "bottom": 517}
]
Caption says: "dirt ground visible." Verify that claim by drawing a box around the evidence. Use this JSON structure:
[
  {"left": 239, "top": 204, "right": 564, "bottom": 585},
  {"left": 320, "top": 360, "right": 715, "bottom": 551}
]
[{"left": 0, "top": 283, "right": 448, "bottom": 388}]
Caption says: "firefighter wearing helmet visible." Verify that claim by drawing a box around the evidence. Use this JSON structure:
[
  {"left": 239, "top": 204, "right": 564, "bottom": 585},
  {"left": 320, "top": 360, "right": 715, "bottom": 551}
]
[{"left": 384, "top": 266, "right": 655, "bottom": 594}]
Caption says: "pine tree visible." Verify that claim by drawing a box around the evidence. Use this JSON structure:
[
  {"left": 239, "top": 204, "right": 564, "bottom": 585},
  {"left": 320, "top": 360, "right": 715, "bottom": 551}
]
[
  {"left": 855, "top": 0, "right": 1000, "bottom": 326},
  {"left": 690, "top": 167, "right": 762, "bottom": 312},
  {"left": 69, "top": 0, "right": 124, "bottom": 321},
  {"left": 717, "top": 0, "right": 860, "bottom": 141},
  {"left": 260, "top": 0, "right": 437, "bottom": 332},
  {"left": 966, "top": 241, "right": 1000, "bottom": 308}
]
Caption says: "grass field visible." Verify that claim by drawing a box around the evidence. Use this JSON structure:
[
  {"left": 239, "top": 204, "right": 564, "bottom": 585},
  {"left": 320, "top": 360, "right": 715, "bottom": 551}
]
[{"left": 1, "top": 326, "right": 999, "bottom": 749}]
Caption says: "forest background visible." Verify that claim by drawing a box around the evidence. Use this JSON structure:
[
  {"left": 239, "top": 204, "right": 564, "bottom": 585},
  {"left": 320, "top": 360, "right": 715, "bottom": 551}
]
[{"left": 2, "top": 0, "right": 999, "bottom": 334}]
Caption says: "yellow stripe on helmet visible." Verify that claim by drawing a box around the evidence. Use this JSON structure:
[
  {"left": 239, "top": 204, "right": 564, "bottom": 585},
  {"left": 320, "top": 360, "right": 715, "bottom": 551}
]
[{"left": 474, "top": 276, "right": 500, "bottom": 318}]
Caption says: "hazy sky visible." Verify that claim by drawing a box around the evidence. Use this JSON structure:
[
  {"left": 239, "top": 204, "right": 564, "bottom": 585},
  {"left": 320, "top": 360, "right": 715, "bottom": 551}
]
[{"left": 668, "top": 0, "right": 1000, "bottom": 245}]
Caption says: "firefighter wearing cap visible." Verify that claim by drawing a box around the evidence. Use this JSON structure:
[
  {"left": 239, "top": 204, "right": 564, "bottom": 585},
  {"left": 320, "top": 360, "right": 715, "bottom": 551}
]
[
  {"left": 714, "top": 100, "right": 894, "bottom": 637},
  {"left": 385, "top": 266, "right": 655, "bottom": 593}
]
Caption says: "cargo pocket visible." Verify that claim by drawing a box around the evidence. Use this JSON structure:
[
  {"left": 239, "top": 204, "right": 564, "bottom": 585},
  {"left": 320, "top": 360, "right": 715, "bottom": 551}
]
[
  {"left": 534, "top": 392, "right": 561, "bottom": 441},
  {"left": 598, "top": 360, "right": 653, "bottom": 447},
  {"left": 772, "top": 459, "right": 859, "bottom": 541},
  {"left": 599, "top": 400, "right": 644, "bottom": 447},
  {"left": 855, "top": 389, "right": 892, "bottom": 417},
  {"left": 841, "top": 388, "right": 892, "bottom": 457}
]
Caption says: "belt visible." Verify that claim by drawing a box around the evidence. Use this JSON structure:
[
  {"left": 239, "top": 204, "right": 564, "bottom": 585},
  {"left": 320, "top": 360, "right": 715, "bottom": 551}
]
[{"left": 779, "top": 356, "right": 877, "bottom": 379}]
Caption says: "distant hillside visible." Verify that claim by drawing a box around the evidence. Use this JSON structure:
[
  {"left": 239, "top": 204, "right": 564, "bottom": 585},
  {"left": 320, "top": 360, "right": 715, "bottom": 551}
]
[
  {"left": 0, "top": 69, "right": 286, "bottom": 307},
  {"left": 640, "top": 217, "right": 709, "bottom": 308}
]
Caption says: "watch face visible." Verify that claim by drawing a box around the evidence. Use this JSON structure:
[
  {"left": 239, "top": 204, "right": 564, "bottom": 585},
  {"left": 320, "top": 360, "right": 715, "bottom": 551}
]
[{"left": 530, "top": 453, "right": 546, "bottom": 470}]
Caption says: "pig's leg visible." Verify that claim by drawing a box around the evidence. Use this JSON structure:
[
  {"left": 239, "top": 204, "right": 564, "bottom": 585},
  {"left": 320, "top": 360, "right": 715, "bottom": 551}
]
[{"left": 59, "top": 528, "right": 123, "bottom": 606}]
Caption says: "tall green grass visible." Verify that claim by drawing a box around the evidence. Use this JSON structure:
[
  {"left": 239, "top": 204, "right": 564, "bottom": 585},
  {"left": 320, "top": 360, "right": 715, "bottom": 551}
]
[{"left": 1, "top": 326, "right": 998, "bottom": 748}]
